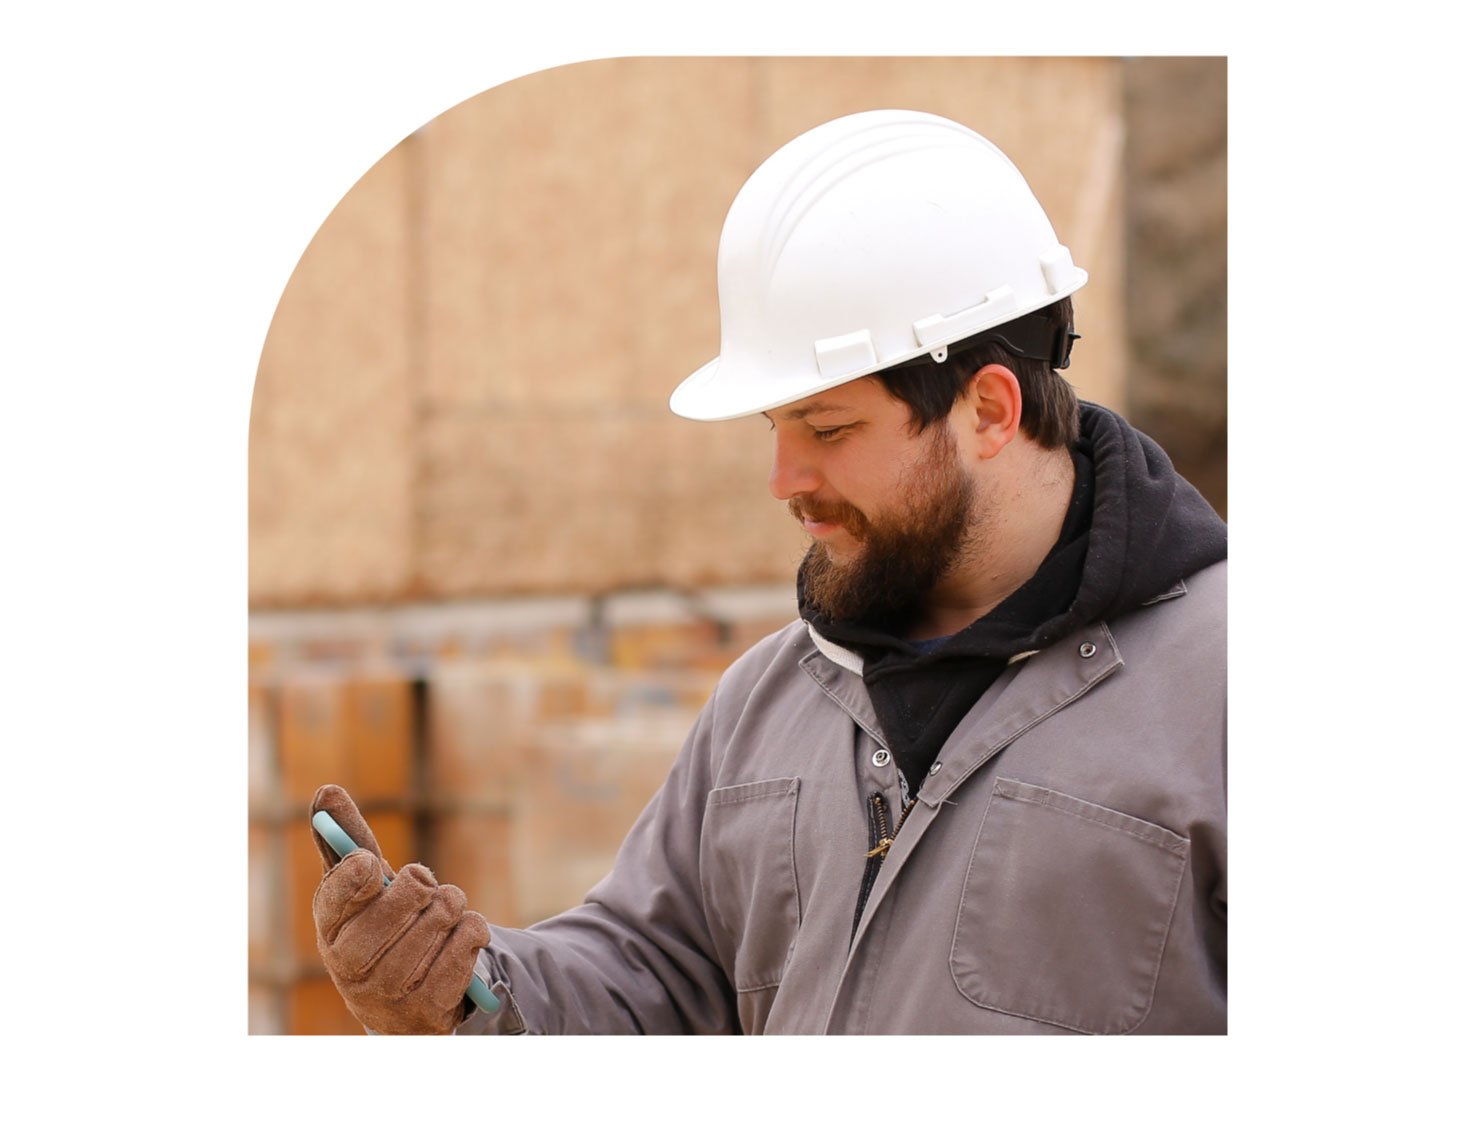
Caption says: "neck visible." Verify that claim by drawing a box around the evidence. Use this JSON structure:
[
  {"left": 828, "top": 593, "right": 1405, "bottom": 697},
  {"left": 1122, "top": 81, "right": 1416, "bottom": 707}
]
[{"left": 907, "top": 445, "right": 1076, "bottom": 640}]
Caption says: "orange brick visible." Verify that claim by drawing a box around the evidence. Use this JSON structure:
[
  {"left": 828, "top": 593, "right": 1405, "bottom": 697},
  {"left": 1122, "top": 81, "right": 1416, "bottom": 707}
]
[
  {"left": 345, "top": 676, "right": 414, "bottom": 801},
  {"left": 278, "top": 676, "right": 349, "bottom": 802},
  {"left": 277, "top": 671, "right": 415, "bottom": 824},
  {"left": 285, "top": 821, "right": 327, "bottom": 964},
  {"left": 288, "top": 975, "right": 364, "bottom": 1035},
  {"left": 363, "top": 809, "right": 413, "bottom": 871}
]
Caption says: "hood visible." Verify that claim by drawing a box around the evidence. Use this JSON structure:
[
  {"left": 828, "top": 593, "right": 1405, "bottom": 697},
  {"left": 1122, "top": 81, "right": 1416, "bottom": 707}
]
[{"left": 799, "top": 401, "right": 1227, "bottom": 667}]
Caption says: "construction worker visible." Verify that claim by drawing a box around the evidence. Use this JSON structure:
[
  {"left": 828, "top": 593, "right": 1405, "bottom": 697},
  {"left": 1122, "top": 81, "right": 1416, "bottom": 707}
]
[{"left": 311, "top": 109, "right": 1227, "bottom": 1035}]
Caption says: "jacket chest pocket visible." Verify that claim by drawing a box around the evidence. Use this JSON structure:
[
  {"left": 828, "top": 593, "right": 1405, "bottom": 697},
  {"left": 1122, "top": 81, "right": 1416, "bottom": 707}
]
[
  {"left": 700, "top": 777, "right": 801, "bottom": 993},
  {"left": 951, "top": 778, "right": 1189, "bottom": 1034}
]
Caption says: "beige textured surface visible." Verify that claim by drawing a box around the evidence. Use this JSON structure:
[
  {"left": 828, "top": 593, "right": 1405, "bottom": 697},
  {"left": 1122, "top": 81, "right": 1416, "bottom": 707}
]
[
  {"left": 418, "top": 57, "right": 752, "bottom": 414},
  {"left": 251, "top": 57, "right": 1132, "bottom": 605},
  {"left": 427, "top": 810, "right": 519, "bottom": 929},
  {"left": 250, "top": 143, "right": 417, "bottom": 605},
  {"left": 1123, "top": 57, "right": 1227, "bottom": 517}
]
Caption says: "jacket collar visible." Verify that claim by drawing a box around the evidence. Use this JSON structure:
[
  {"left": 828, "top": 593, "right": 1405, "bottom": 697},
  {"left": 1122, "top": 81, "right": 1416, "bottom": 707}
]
[
  {"left": 804, "top": 622, "right": 864, "bottom": 676},
  {"left": 803, "top": 578, "right": 1187, "bottom": 678}
]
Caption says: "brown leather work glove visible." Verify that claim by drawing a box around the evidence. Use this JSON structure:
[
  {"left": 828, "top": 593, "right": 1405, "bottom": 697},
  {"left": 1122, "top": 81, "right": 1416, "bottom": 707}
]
[{"left": 310, "top": 784, "right": 491, "bottom": 1035}]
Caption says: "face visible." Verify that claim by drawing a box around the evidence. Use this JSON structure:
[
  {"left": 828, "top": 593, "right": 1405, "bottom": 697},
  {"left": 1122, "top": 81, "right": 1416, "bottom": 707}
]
[{"left": 765, "top": 378, "right": 982, "bottom": 628}]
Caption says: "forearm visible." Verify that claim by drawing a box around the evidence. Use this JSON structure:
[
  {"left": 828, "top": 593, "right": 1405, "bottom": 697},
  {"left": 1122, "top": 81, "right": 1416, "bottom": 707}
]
[{"left": 458, "top": 906, "right": 737, "bottom": 1035}]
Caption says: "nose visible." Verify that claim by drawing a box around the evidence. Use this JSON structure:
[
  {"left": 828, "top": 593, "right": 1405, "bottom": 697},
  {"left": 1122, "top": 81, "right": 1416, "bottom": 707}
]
[{"left": 767, "top": 429, "right": 821, "bottom": 501}]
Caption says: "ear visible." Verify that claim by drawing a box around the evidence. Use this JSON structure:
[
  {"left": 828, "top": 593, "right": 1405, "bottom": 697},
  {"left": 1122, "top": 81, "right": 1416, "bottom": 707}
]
[{"left": 955, "top": 363, "right": 1022, "bottom": 459}]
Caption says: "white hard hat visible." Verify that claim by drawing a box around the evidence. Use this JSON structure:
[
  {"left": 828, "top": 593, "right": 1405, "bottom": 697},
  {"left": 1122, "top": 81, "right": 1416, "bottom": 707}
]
[{"left": 669, "top": 109, "right": 1088, "bottom": 422}]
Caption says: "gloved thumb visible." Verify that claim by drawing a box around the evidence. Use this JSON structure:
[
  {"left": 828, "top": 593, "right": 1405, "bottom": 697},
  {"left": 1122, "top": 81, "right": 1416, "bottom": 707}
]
[{"left": 310, "top": 784, "right": 387, "bottom": 873}]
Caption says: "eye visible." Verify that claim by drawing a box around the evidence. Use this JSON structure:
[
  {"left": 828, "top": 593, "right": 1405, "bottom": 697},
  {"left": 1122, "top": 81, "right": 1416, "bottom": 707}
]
[{"left": 811, "top": 424, "right": 851, "bottom": 441}]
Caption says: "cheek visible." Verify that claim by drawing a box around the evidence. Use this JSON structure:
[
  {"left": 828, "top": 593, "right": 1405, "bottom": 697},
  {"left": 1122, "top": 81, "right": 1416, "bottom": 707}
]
[
  {"left": 828, "top": 434, "right": 930, "bottom": 515},
  {"left": 827, "top": 456, "right": 887, "bottom": 504}
]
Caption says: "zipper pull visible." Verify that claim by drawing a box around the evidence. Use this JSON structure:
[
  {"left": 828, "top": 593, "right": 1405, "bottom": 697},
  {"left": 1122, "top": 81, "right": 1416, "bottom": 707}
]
[{"left": 866, "top": 837, "right": 894, "bottom": 859}]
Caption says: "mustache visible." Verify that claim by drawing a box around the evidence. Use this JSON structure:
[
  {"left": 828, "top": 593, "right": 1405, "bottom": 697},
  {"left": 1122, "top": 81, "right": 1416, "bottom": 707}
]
[{"left": 788, "top": 495, "right": 869, "bottom": 536}]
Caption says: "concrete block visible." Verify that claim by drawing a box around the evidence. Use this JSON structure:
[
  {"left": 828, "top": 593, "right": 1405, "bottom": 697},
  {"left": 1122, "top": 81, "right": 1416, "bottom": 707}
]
[
  {"left": 249, "top": 981, "right": 286, "bottom": 1035},
  {"left": 248, "top": 683, "right": 278, "bottom": 811},
  {"left": 425, "top": 662, "right": 542, "bottom": 806},
  {"left": 511, "top": 713, "right": 692, "bottom": 924},
  {"left": 248, "top": 823, "right": 279, "bottom": 971},
  {"left": 425, "top": 809, "right": 518, "bottom": 928}
]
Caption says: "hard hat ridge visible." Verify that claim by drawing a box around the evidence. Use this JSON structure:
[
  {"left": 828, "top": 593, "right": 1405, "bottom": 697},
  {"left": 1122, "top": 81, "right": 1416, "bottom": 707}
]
[
  {"left": 747, "top": 116, "right": 986, "bottom": 288},
  {"left": 670, "top": 109, "right": 1088, "bottom": 422}
]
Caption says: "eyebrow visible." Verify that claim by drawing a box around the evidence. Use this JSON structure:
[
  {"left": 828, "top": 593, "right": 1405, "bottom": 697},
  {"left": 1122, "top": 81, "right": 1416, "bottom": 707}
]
[{"left": 762, "top": 400, "right": 856, "bottom": 422}]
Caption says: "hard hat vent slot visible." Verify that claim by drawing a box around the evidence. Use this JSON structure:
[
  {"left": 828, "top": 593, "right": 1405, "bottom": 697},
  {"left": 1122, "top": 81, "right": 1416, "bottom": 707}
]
[
  {"left": 912, "top": 287, "right": 1019, "bottom": 351},
  {"left": 813, "top": 329, "right": 879, "bottom": 380}
]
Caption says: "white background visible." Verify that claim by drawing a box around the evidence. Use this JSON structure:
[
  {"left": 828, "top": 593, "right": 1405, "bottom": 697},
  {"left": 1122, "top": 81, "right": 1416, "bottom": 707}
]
[{"left": 2, "top": 1, "right": 1462, "bottom": 1131}]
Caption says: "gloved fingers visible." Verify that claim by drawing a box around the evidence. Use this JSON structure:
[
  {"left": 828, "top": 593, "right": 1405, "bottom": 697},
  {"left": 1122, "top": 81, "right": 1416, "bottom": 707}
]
[
  {"left": 310, "top": 784, "right": 385, "bottom": 871},
  {"left": 312, "top": 848, "right": 389, "bottom": 947},
  {"left": 368, "top": 882, "right": 469, "bottom": 997},
  {"left": 327, "top": 863, "right": 440, "bottom": 982},
  {"left": 412, "top": 908, "right": 492, "bottom": 1015}
]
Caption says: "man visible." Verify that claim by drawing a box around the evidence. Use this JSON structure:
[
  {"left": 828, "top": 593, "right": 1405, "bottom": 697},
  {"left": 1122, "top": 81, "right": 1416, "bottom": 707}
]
[{"left": 311, "top": 109, "right": 1227, "bottom": 1035}]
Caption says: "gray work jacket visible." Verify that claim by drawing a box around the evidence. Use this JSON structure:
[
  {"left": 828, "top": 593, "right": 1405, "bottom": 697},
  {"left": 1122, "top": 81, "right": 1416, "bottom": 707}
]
[{"left": 462, "top": 560, "right": 1226, "bottom": 1035}]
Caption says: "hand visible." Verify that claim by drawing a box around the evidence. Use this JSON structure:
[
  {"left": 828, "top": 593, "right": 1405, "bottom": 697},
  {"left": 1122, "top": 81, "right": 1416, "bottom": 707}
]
[{"left": 310, "top": 785, "right": 491, "bottom": 1035}]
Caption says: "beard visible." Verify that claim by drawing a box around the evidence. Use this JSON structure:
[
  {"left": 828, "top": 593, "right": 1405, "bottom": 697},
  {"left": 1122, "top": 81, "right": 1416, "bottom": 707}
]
[{"left": 794, "top": 425, "right": 981, "bottom": 630}]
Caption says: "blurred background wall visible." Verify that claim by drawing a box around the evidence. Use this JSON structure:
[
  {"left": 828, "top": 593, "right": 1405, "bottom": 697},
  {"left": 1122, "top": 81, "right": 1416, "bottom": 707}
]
[{"left": 248, "top": 56, "right": 1226, "bottom": 1033}]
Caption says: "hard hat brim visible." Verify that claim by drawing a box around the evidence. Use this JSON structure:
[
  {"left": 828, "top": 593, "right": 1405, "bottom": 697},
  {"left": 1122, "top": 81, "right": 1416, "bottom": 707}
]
[
  {"left": 668, "top": 353, "right": 916, "bottom": 423},
  {"left": 668, "top": 267, "right": 1087, "bottom": 423}
]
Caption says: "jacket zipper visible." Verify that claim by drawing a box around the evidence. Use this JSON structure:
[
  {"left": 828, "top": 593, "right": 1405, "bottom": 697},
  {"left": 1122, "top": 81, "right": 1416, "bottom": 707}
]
[{"left": 850, "top": 791, "right": 916, "bottom": 945}]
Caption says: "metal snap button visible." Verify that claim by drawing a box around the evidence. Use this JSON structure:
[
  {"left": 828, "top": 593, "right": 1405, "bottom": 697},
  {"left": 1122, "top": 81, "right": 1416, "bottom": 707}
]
[
  {"left": 1079, "top": 642, "right": 1097, "bottom": 658},
  {"left": 871, "top": 749, "right": 891, "bottom": 767},
  {"left": 929, "top": 761, "right": 943, "bottom": 776}
]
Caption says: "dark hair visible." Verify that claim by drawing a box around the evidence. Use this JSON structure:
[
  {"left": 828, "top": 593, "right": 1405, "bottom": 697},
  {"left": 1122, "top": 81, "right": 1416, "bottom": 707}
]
[{"left": 874, "top": 296, "right": 1080, "bottom": 449}]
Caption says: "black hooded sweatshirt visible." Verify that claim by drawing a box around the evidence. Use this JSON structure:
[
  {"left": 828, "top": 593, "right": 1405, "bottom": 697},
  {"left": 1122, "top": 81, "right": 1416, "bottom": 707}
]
[{"left": 797, "top": 402, "right": 1228, "bottom": 800}]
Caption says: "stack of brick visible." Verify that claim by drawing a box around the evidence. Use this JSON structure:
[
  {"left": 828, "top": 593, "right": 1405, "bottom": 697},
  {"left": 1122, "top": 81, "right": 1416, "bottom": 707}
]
[
  {"left": 249, "top": 666, "right": 420, "bottom": 1034},
  {"left": 247, "top": 592, "right": 794, "bottom": 1033}
]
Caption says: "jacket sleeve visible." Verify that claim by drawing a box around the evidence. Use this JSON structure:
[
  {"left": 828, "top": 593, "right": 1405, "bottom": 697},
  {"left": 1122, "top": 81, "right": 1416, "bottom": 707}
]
[{"left": 455, "top": 700, "right": 739, "bottom": 1035}]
